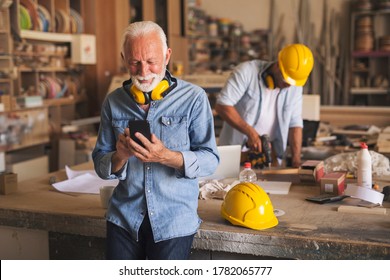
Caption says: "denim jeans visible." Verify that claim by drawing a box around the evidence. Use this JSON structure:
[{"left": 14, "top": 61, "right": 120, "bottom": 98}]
[{"left": 106, "top": 215, "right": 195, "bottom": 260}]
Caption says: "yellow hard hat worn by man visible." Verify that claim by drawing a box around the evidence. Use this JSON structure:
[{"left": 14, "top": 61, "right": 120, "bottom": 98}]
[
  {"left": 221, "top": 182, "right": 278, "bottom": 230},
  {"left": 278, "top": 44, "right": 314, "bottom": 87}
]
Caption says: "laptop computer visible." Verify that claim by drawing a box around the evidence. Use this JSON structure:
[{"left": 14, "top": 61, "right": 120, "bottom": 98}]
[{"left": 200, "top": 145, "right": 241, "bottom": 180}]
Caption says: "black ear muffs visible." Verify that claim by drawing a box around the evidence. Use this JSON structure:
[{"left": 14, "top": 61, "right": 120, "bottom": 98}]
[{"left": 130, "top": 79, "right": 171, "bottom": 104}]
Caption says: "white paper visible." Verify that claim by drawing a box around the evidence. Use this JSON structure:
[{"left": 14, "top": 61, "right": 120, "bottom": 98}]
[
  {"left": 345, "top": 183, "right": 384, "bottom": 205},
  {"left": 65, "top": 165, "right": 96, "bottom": 179},
  {"left": 52, "top": 166, "right": 118, "bottom": 194}
]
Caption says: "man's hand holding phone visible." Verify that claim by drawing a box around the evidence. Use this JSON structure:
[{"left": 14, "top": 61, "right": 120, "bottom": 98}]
[
  {"left": 127, "top": 119, "right": 161, "bottom": 161},
  {"left": 128, "top": 120, "right": 152, "bottom": 148},
  {"left": 125, "top": 119, "right": 183, "bottom": 169}
]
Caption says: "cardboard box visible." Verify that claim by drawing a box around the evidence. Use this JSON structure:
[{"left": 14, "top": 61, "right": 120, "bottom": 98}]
[
  {"left": 0, "top": 95, "right": 11, "bottom": 111},
  {"left": 9, "top": 155, "right": 48, "bottom": 182},
  {"left": 320, "top": 172, "right": 346, "bottom": 195},
  {"left": 299, "top": 160, "right": 324, "bottom": 183},
  {"left": 0, "top": 172, "right": 18, "bottom": 195},
  {"left": 71, "top": 34, "right": 96, "bottom": 64}
]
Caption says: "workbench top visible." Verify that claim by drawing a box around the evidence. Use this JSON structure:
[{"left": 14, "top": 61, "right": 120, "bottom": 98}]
[{"left": 0, "top": 162, "right": 389, "bottom": 260}]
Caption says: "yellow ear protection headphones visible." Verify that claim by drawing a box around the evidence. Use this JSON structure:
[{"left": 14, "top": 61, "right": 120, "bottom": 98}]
[
  {"left": 262, "top": 71, "right": 275, "bottom": 90},
  {"left": 123, "top": 71, "right": 177, "bottom": 105},
  {"left": 130, "top": 79, "right": 169, "bottom": 104}
]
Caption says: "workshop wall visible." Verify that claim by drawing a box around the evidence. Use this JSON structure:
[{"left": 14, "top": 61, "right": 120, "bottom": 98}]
[
  {"left": 199, "top": 0, "right": 348, "bottom": 45},
  {"left": 197, "top": 0, "right": 352, "bottom": 104}
]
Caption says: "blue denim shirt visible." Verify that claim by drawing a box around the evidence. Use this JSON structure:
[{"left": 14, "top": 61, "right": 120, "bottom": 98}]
[
  {"left": 92, "top": 78, "right": 219, "bottom": 242},
  {"left": 217, "top": 60, "right": 303, "bottom": 159}
]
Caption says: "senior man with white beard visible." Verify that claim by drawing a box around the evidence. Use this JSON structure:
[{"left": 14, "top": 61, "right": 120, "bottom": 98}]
[{"left": 92, "top": 21, "right": 219, "bottom": 260}]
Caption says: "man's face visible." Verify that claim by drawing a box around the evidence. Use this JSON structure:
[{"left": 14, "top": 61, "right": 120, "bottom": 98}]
[
  {"left": 274, "top": 63, "right": 291, "bottom": 90},
  {"left": 123, "top": 32, "right": 171, "bottom": 93}
]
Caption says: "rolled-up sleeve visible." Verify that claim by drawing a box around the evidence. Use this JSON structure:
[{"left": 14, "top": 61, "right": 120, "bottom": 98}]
[
  {"left": 94, "top": 151, "right": 128, "bottom": 180},
  {"left": 92, "top": 96, "right": 128, "bottom": 181},
  {"left": 179, "top": 149, "right": 219, "bottom": 179}
]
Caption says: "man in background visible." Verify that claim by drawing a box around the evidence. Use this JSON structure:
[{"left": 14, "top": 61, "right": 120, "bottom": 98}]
[{"left": 215, "top": 44, "right": 314, "bottom": 168}]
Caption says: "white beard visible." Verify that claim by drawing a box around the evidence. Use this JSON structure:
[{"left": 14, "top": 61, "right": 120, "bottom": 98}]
[{"left": 131, "top": 69, "right": 166, "bottom": 93}]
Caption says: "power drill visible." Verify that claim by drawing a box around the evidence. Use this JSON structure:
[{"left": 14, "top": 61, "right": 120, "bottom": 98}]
[{"left": 260, "top": 134, "right": 272, "bottom": 169}]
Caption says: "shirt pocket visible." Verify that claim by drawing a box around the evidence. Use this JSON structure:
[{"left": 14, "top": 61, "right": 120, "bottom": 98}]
[
  {"left": 161, "top": 116, "right": 188, "bottom": 149},
  {"left": 111, "top": 119, "right": 131, "bottom": 139}
]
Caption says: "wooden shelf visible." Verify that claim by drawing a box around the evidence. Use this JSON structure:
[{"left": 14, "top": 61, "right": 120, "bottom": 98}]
[
  {"left": 352, "top": 51, "right": 390, "bottom": 57},
  {"left": 350, "top": 6, "right": 390, "bottom": 105},
  {"left": 43, "top": 97, "right": 76, "bottom": 107},
  {"left": 0, "top": 107, "right": 50, "bottom": 152},
  {"left": 353, "top": 9, "right": 390, "bottom": 16},
  {"left": 0, "top": 140, "right": 50, "bottom": 153},
  {"left": 19, "top": 66, "right": 68, "bottom": 72},
  {"left": 182, "top": 73, "right": 230, "bottom": 88},
  {"left": 20, "top": 30, "right": 73, "bottom": 43},
  {"left": 186, "top": 5, "right": 270, "bottom": 74},
  {"left": 351, "top": 68, "right": 369, "bottom": 72},
  {"left": 2, "top": 0, "right": 94, "bottom": 172},
  {"left": 350, "top": 87, "right": 389, "bottom": 95},
  {"left": 14, "top": 51, "right": 66, "bottom": 58},
  {"left": 320, "top": 105, "right": 390, "bottom": 127}
]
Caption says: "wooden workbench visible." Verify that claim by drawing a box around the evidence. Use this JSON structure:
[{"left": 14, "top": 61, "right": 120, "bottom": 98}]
[{"left": 0, "top": 162, "right": 389, "bottom": 260}]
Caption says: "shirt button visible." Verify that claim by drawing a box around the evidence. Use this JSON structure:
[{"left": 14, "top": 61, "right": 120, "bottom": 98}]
[
  {"left": 150, "top": 212, "right": 154, "bottom": 216},
  {"left": 147, "top": 189, "right": 150, "bottom": 193},
  {"left": 146, "top": 166, "right": 150, "bottom": 170},
  {"left": 167, "top": 121, "right": 170, "bottom": 125}
]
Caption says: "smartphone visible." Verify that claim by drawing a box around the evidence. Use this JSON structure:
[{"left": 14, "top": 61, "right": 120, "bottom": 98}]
[{"left": 128, "top": 120, "right": 151, "bottom": 147}]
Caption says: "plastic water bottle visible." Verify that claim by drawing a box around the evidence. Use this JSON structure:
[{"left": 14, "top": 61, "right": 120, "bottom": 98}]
[
  {"left": 357, "top": 142, "right": 372, "bottom": 189},
  {"left": 239, "top": 162, "right": 257, "bottom": 182}
]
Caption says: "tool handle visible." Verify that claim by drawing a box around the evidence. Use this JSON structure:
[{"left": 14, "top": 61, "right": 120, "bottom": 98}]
[{"left": 260, "top": 134, "right": 272, "bottom": 165}]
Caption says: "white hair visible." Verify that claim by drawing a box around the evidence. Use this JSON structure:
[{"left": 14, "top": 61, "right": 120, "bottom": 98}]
[{"left": 120, "top": 21, "right": 168, "bottom": 59}]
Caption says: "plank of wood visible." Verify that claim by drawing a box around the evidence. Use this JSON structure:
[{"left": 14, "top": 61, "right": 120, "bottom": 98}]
[
  {"left": 320, "top": 106, "right": 390, "bottom": 128},
  {"left": 261, "top": 168, "right": 299, "bottom": 175},
  {"left": 338, "top": 205, "right": 387, "bottom": 215},
  {"left": 373, "top": 175, "right": 390, "bottom": 182}
]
